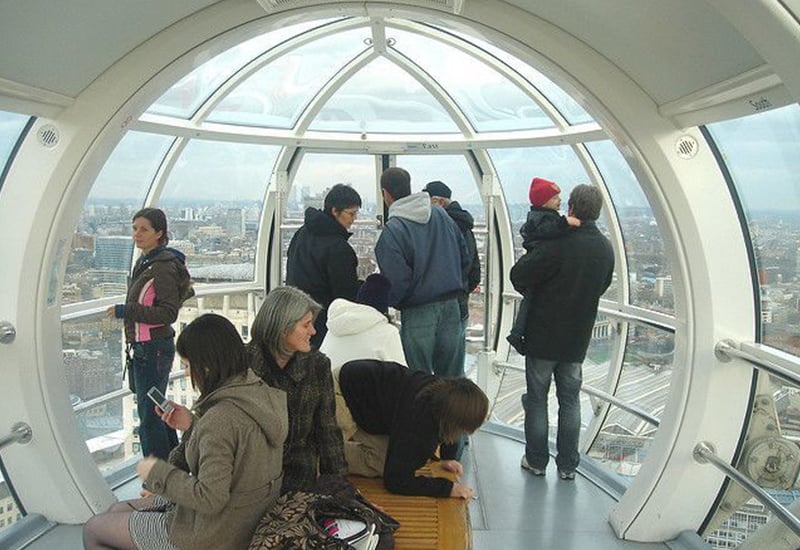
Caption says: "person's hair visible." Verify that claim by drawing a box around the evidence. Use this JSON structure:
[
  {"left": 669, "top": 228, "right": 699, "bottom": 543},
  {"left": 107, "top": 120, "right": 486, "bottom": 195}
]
[
  {"left": 568, "top": 184, "right": 604, "bottom": 221},
  {"left": 380, "top": 167, "right": 411, "bottom": 201},
  {"left": 418, "top": 377, "right": 489, "bottom": 444},
  {"left": 132, "top": 207, "right": 169, "bottom": 246},
  {"left": 251, "top": 286, "right": 321, "bottom": 359},
  {"left": 176, "top": 313, "right": 248, "bottom": 396},
  {"left": 324, "top": 184, "right": 362, "bottom": 215}
]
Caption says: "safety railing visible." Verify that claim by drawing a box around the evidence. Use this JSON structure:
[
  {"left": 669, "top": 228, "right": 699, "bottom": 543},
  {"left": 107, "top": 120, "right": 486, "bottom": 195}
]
[
  {"left": 0, "top": 422, "right": 33, "bottom": 450},
  {"left": 694, "top": 441, "right": 800, "bottom": 539},
  {"left": 715, "top": 339, "right": 800, "bottom": 388},
  {"left": 492, "top": 360, "right": 660, "bottom": 428}
]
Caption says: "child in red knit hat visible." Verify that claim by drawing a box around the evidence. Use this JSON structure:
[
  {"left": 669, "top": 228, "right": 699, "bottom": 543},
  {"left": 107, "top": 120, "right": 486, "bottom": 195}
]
[{"left": 507, "top": 177, "right": 581, "bottom": 355}]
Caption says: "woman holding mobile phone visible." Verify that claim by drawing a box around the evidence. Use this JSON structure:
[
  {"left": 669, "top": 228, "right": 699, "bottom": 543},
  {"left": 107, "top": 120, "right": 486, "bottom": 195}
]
[
  {"left": 106, "top": 207, "right": 194, "bottom": 461},
  {"left": 84, "top": 313, "right": 288, "bottom": 550}
]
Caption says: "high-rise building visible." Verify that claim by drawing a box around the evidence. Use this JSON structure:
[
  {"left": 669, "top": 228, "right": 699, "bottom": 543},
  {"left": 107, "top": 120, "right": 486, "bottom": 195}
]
[{"left": 94, "top": 236, "right": 133, "bottom": 271}]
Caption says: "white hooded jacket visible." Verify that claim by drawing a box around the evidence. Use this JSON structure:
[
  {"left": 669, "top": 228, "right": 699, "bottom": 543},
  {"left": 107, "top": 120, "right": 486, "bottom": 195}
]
[{"left": 319, "top": 298, "right": 407, "bottom": 369}]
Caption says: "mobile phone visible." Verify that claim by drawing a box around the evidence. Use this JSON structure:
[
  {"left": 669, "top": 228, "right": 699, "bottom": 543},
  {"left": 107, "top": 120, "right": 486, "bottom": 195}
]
[{"left": 146, "top": 386, "right": 174, "bottom": 413}]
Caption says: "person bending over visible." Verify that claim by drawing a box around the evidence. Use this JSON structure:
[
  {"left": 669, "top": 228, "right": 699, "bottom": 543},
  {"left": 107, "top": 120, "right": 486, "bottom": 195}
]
[
  {"left": 83, "top": 313, "right": 287, "bottom": 550},
  {"left": 333, "top": 359, "right": 488, "bottom": 498}
]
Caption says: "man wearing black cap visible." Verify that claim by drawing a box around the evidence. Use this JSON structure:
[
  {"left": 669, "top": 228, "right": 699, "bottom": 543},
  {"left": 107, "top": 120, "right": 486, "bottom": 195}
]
[{"left": 423, "top": 181, "right": 481, "bottom": 356}]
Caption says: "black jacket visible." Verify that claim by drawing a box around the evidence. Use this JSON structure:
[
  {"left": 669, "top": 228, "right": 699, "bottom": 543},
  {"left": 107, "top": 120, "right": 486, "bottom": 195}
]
[
  {"left": 444, "top": 201, "right": 481, "bottom": 317},
  {"left": 520, "top": 207, "right": 570, "bottom": 251},
  {"left": 286, "top": 207, "right": 359, "bottom": 345},
  {"left": 338, "top": 359, "right": 455, "bottom": 497},
  {"left": 510, "top": 221, "right": 614, "bottom": 362}
]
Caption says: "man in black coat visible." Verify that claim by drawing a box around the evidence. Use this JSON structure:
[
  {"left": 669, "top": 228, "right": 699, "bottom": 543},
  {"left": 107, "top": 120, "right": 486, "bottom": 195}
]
[
  {"left": 423, "top": 181, "right": 481, "bottom": 324},
  {"left": 510, "top": 184, "right": 614, "bottom": 480},
  {"left": 286, "top": 184, "right": 362, "bottom": 347}
]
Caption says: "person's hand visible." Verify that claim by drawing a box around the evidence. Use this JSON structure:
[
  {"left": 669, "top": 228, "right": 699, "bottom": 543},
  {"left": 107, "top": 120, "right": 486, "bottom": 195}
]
[
  {"left": 139, "top": 488, "right": 154, "bottom": 498},
  {"left": 106, "top": 306, "right": 116, "bottom": 318},
  {"left": 441, "top": 460, "right": 464, "bottom": 478},
  {"left": 566, "top": 215, "right": 581, "bottom": 227},
  {"left": 137, "top": 456, "right": 158, "bottom": 483},
  {"left": 450, "top": 482, "right": 474, "bottom": 500},
  {"left": 158, "top": 402, "right": 193, "bottom": 432}
]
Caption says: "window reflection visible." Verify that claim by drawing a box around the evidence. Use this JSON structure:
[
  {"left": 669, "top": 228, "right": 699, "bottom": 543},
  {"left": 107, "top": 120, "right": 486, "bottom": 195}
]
[{"left": 707, "top": 105, "right": 800, "bottom": 356}]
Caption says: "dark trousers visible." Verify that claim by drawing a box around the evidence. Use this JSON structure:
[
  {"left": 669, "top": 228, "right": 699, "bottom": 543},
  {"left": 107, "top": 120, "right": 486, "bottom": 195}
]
[{"left": 132, "top": 339, "right": 179, "bottom": 460}]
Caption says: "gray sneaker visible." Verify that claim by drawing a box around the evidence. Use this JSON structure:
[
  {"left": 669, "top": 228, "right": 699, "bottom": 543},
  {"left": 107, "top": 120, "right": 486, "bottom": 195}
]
[
  {"left": 559, "top": 470, "right": 576, "bottom": 480},
  {"left": 520, "top": 456, "right": 545, "bottom": 476}
]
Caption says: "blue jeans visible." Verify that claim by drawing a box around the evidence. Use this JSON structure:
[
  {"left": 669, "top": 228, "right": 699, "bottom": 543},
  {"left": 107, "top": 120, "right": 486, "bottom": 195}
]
[
  {"left": 132, "top": 339, "right": 178, "bottom": 460},
  {"left": 522, "top": 356, "right": 582, "bottom": 472},
  {"left": 400, "top": 297, "right": 464, "bottom": 377}
]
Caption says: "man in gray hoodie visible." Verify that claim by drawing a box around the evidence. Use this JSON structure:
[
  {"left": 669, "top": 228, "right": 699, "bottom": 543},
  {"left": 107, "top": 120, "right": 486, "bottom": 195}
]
[{"left": 375, "top": 167, "right": 469, "bottom": 379}]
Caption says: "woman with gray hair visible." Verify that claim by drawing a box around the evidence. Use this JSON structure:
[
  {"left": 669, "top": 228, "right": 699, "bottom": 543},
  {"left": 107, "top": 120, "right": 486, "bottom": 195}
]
[{"left": 249, "top": 286, "right": 347, "bottom": 493}]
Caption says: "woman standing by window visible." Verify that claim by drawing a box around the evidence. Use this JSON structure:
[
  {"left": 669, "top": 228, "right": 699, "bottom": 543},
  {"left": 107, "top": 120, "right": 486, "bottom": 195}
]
[{"left": 107, "top": 207, "right": 194, "bottom": 460}]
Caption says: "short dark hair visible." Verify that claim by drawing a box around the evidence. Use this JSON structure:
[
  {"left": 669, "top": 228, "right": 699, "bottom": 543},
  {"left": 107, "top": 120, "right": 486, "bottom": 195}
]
[
  {"left": 418, "top": 377, "right": 489, "bottom": 444},
  {"left": 176, "top": 313, "right": 248, "bottom": 396},
  {"left": 132, "top": 207, "right": 169, "bottom": 246},
  {"left": 324, "top": 184, "right": 362, "bottom": 214},
  {"left": 568, "top": 184, "right": 604, "bottom": 221},
  {"left": 380, "top": 167, "right": 411, "bottom": 201}
]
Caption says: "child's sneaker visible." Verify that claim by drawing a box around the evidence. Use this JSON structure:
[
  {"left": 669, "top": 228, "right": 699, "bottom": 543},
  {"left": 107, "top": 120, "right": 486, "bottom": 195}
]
[{"left": 506, "top": 333, "right": 526, "bottom": 355}]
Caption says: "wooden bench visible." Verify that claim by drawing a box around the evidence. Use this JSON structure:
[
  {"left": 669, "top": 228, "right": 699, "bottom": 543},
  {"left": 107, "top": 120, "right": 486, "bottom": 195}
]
[{"left": 348, "top": 462, "right": 471, "bottom": 550}]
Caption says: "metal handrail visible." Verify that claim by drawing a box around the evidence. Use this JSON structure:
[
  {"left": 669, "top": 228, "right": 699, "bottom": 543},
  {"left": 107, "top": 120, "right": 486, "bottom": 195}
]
[
  {"left": 715, "top": 339, "right": 800, "bottom": 388},
  {"left": 580, "top": 384, "right": 660, "bottom": 427},
  {"left": 73, "top": 369, "right": 189, "bottom": 413},
  {"left": 0, "top": 422, "right": 33, "bottom": 450},
  {"left": 694, "top": 441, "right": 800, "bottom": 539},
  {"left": 493, "top": 360, "right": 660, "bottom": 427}
]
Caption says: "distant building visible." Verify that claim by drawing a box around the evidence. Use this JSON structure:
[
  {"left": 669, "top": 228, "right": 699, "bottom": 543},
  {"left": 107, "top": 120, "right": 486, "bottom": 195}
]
[{"left": 95, "top": 236, "right": 133, "bottom": 271}]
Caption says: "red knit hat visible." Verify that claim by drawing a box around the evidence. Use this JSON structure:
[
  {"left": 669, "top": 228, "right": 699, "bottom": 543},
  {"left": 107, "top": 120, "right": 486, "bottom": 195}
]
[{"left": 528, "top": 177, "right": 561, "bottom": 207}]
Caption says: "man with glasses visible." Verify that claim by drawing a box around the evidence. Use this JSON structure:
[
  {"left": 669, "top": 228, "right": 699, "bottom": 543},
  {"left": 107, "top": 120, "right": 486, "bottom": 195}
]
[{"left": 286, "top": 183, "right": 362, "bottom": 347}]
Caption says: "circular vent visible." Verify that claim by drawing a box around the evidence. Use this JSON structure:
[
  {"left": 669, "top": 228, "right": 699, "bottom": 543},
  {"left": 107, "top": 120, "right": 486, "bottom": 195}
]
[
  {"left": 37, "top": 124, "right": 60, "bottom": 148},
  {"left": 675, "top": 134, "right": 698, "bottom": 160}
]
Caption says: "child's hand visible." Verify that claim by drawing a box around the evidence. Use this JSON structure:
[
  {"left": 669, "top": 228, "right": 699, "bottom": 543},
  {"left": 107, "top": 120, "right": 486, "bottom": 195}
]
[{"left": 566, "top": 216, "right": 581, "bottom": 227}]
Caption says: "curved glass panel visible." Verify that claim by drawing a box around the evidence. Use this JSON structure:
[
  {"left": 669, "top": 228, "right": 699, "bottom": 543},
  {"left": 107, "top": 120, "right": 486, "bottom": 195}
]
[
  {"left": 64, "top": 292, "right": 255, "bottom": 476},
  {"left": 310, "top": 57, "right": 459, "bottom": 133},
  {"left": 491, "top": 318, "right": 619, "bottom": 436},
  {"left": 706, "top": 104, "right": 800, "bottom": 356},
  {"left": 586, "top": 141, "right": 674, "bottom": 314},
  {"left": 282, "top": 153, "right": 379, "bottom": 281},
  {"left": 587, "top": 323, "right": 673, "bottom": 481},
  {"left": 389, "top": 28, "right": 552, "bottom": 132},
  {"left": 62, "top": 132, "right": 174, "bottom": 304},
  {"left": 159, "top": 140, "right": 279, "bottom": 282},
  {"left": 447, "top": 29, "right": 594, "bottom": 125},
  {"left": 0, "top": 111, "right": 29, "bottom": 181},
  {"left": 147, "top": 29, "right": 312, "bottom": 119},
  {"left": 206, "top": 28, "right": 370, "bottom": 128}
]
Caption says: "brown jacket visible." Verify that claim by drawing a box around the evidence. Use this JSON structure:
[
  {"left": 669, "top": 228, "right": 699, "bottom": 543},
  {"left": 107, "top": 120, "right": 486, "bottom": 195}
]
[
  {"left": 119, "top": 246, "right": 193, "bottom": 343},
  {"left": 146, "top": 371, "right": 287, "bottom": 550}
]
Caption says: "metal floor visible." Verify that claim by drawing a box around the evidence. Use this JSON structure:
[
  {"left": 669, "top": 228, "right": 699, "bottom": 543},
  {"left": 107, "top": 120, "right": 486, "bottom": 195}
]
[{"left": 19, "top": 429, "right": 702, "bottom": 550}]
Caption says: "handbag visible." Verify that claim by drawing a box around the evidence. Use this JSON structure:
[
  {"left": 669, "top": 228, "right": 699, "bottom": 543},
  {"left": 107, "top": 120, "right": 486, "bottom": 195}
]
[{"left": 249, "top": 476, "right": 399, "bottom": 550}]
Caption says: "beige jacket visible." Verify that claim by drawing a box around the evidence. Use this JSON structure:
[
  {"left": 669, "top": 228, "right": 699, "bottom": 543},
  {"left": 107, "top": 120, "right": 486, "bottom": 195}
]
[{"left": 146, "top": 370, "right": 287, "bottom": 550}]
